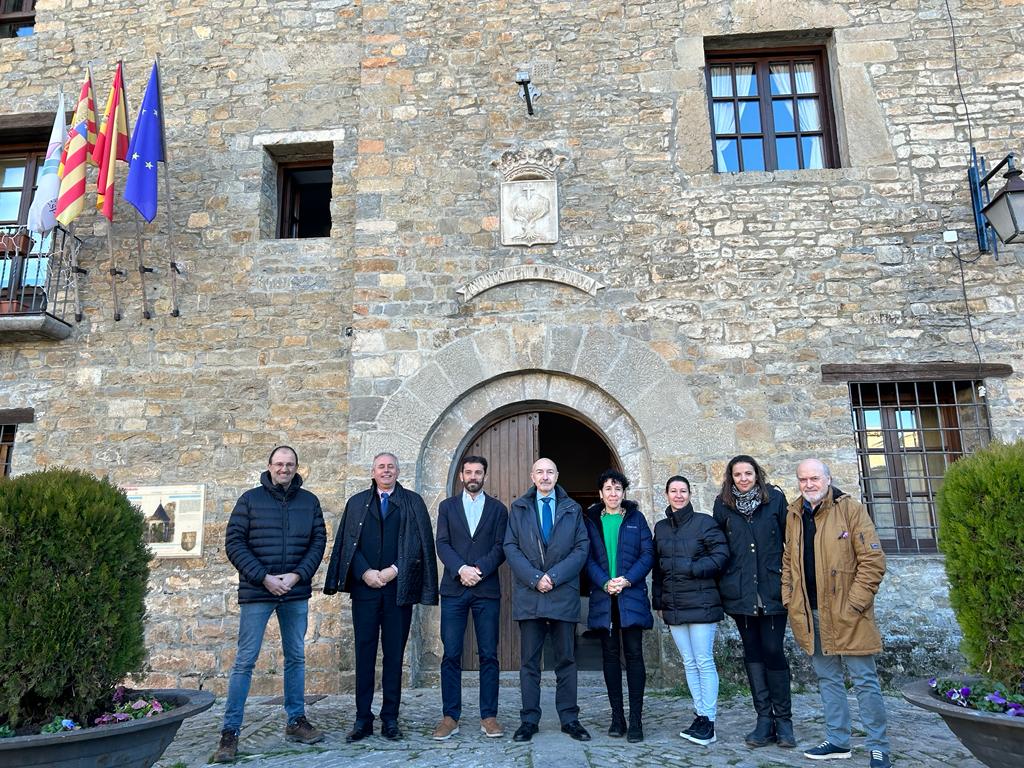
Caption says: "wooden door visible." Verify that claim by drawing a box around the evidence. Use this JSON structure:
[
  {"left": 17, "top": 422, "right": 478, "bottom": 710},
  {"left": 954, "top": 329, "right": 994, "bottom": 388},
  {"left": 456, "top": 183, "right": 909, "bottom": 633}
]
[{"left": 457, "top": 412, "right": 538, "bottom": 671}]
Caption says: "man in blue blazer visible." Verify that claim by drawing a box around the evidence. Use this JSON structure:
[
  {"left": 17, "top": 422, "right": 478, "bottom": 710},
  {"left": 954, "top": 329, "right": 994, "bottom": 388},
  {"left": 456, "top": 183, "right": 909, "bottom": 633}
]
[{"left": 432, "top": 455, "right": 509, "bottom": 740}]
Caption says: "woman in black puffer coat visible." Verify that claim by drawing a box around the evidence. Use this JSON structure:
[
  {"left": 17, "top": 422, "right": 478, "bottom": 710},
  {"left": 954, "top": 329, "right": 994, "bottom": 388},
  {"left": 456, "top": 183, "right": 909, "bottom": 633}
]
[
  {"left": 653, "top": 475, "right": 729, "bottom": 746},
  {"left": 712, "top": 454, "right": 794, "bottom": 749}
]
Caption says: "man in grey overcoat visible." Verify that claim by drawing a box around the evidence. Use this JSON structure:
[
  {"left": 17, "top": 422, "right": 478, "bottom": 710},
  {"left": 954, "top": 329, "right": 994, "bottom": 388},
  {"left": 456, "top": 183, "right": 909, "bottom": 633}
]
[{"left": 503, "top": 457, "right": 591, "bottom": 743}]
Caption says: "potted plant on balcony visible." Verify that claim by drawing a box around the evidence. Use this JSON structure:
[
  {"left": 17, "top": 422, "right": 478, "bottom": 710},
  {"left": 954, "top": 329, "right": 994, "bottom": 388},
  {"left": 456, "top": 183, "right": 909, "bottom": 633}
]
[
  {"left": 0, "top": 468, "right": 213, "bottom": 768},
  {"left": 901, "top": 440, "right": 1024, "bottom": 768}
]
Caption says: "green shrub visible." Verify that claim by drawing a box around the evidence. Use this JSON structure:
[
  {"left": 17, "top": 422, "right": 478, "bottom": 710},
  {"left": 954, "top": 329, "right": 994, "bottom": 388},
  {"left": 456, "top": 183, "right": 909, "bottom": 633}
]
[
  {"left": 937, "top": 440, "right": 1024, "bottom": 688},
  {"left": 0, "top": 469, "right": 150, "bottom": 727}
]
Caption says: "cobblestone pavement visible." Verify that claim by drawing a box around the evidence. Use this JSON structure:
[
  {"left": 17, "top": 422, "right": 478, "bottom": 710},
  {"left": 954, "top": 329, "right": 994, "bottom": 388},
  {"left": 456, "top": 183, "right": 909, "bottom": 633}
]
[{"left": 157, "top": 678, "right": 982, "bottom": 768}]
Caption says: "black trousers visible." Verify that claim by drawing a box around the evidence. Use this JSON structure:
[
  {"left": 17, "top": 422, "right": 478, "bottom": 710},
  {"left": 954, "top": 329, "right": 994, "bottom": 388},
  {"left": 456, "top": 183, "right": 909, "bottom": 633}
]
[
  {"left": 600, "top": 600, "right": 646, "bottom": 719},
  {"left": 351, "top": 588, "right": 413, "bottom": 724},
  {"left": 518, "top": 618, "right": 579, "bottom": 726},
  {"left": 731, "top": 612, "right": 790, "bottom": 671}
]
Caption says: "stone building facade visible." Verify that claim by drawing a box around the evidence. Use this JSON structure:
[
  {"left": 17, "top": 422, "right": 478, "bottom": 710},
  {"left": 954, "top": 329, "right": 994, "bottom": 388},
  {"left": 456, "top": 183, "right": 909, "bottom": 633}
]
[{"left": 1, "top": 0, "right": 1022, "bottom": 695}]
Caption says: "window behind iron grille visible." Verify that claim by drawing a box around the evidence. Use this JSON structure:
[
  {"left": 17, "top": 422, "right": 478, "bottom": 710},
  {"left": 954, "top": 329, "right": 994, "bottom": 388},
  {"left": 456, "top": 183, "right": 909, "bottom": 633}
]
[{"left": 849, "top": 380, "right": 991, "bottom": 554}]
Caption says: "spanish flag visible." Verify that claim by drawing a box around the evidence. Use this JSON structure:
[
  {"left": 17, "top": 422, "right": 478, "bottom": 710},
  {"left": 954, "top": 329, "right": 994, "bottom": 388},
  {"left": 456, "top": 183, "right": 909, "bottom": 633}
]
[
  {"left": 93, "top": 61, "right": 130, "bottom": 221},
  {"left": 55, "top": 72, "right": 98, "bottom": 228}
]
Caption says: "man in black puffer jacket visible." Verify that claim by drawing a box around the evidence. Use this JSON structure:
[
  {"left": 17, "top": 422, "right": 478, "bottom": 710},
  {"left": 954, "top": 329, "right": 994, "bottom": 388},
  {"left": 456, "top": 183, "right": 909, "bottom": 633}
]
[{"left": 212, "top": 446, "right": 327, "bottom": 764}]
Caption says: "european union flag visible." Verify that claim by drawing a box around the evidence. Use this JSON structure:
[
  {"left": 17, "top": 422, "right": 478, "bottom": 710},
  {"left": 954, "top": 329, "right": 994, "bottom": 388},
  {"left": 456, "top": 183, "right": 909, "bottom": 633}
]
[{"left": 124, "top": 63, "right": 165, "bottom": 222}]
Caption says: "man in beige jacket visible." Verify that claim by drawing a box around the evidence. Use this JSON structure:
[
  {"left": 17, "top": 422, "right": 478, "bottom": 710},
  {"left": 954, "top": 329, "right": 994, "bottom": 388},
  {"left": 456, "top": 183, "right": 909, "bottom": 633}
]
[{"left": 782, "top": 459, "right": 891, "bottom": 768}]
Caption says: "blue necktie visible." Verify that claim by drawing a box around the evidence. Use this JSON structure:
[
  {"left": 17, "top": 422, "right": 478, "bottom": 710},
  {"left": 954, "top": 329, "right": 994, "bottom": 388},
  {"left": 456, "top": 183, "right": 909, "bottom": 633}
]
[
  {"left": 380, "top": 492, "right": 390, "bottom": 520},
  {"left": 541, "top": 497, "right": 553, "bottom": 543}
]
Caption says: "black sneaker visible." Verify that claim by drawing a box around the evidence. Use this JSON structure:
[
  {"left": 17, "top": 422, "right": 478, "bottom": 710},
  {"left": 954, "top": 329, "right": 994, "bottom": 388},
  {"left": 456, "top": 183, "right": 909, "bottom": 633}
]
[
  {"left": 680, "top": 717, "right": 715, "bottom": 746},
  {"left": 803, "top": 741, "right": 852, "bottom": 760},
  {"left": 869, "top": 750, "right": 893, "bottom": 768},
  {"left": 679, "top": 714, "right": 705, "bottom": 739}
]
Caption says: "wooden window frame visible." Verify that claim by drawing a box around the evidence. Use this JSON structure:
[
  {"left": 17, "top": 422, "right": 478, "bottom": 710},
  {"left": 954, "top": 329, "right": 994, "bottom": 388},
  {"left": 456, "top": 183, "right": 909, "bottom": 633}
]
[
  {"left": 849, "top": 380, "right": 991, "bottom": 555},
  {"left": 705, "top": 46, "right": 840, "bottom": 173},
  {"left": 276, "top": 159, "right": 332, "bottom": 239},
  {"left": 0, "top": 142, "right": 44, "bottom": 226},
  {"left": 0, "top": 0, "right": 35, "bottom": 37},
  {"left": 0, "top": 423, "right": 16, "bottom": 477},
  {"left": 1, "top": 143, "right": 45, "bottom": 303}
]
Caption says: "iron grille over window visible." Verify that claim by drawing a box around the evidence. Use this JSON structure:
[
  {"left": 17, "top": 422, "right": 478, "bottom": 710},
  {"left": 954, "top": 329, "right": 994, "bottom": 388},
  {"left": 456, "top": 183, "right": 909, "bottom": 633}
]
[
  {"left": 1, "top": 423, "right": 15, "bottom": 476},
  {"left": 705, "top": 47, "right": 839, "bottom": 173},
  {"left": 0, "top": 0, "right": 35, "bottom": 38},
  {"left": 849, "top": 380, "right": 991, "bottom": 554}
]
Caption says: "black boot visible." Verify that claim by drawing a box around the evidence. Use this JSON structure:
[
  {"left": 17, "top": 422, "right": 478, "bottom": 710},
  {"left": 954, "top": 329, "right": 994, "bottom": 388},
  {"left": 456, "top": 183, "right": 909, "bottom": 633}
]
[
  {"left": 766, "top": 668, "right": 796, "bottom": 748},
  {"left": 627, "top": 712, "right": 643, "bottom": 743},
  {"left": 625, "top": 653, "right": 645, "bottom": 742},
  {"left": 744, "top": 662, "right": 776, "bottom": 747},
  {"left": 608, "top": 709, "right": 626, "bottom": 738}
]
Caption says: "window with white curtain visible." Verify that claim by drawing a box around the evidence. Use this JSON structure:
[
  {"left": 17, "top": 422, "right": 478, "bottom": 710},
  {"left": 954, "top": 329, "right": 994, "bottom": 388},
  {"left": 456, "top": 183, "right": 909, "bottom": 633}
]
[{"left": 706, "top": 47, "right": 838, "bottom": 173}]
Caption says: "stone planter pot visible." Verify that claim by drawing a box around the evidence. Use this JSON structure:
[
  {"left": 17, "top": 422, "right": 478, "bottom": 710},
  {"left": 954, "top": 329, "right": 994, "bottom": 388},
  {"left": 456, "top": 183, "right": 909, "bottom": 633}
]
[
  {"left": 0, "top": 688, "right": 214, "bottom": 768},
  {"left": 903, "top": 678, "right": 1024, "bottom": 768}
]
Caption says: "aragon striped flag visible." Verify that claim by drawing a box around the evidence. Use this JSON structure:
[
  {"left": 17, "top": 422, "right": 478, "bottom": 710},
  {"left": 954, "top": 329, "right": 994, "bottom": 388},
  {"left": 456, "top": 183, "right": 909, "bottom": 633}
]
[
  {"left": 93, "top": 61, "right": 130, "bottom": 221},
  {"left": 55, "top": 71, "right": 98, "bottom": 228}
]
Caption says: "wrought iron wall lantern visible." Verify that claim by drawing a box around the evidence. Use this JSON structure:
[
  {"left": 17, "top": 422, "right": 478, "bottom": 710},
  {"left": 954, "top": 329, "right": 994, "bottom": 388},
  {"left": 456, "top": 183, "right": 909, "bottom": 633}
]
[
  {"left": 515, "top": 70, "right": 539, "bottom": 116},
  {"left": 970, "top": 149, "right": 1024, "bottom": 254}
]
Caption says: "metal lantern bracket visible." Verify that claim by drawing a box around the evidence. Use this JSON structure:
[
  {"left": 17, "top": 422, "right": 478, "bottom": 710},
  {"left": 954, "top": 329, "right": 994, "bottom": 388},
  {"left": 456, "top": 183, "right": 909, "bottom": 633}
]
[{"left": 969, "top": 148, "right": 1020, "bottom": 256}]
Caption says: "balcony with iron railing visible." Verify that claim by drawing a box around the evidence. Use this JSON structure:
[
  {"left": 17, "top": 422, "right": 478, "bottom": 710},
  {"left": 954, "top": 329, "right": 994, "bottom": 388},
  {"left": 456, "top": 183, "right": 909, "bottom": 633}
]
[{"left": 0, "top": 224, "right": 84, "bottom": 341}]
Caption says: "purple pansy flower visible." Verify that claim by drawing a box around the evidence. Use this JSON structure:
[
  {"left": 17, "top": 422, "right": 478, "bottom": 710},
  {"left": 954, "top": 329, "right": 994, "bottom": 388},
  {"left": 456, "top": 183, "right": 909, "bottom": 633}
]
[
  {"left": 986, "top": 691, "right": 1008, "bottom": 705},
  {"left": 928, "top": 677, "right": 937, "bottom": 688}
]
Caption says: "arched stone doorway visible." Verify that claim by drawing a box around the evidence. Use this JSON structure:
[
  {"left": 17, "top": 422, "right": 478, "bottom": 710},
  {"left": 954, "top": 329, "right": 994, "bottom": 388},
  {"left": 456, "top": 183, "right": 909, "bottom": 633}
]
[
  {"left": 350, "top": 325, "right": 733, "bottom": 684},
  {"left": 450, "top": 406, "right": 622, "bottom": 671}
]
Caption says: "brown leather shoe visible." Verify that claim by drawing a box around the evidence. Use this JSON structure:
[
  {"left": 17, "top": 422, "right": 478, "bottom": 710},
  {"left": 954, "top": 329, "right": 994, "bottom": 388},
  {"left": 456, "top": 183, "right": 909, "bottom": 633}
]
[
  {"left": 432, "top": 716, "right": 459, "bottom": 740},
  {"left": 480, "top": 717, "right": 504, "bottom": 738},
  {"left": 211, "top": 729, "right": 238, "bottom": 763},
  {"left": 285, "top": 716, "right": 324, "bottom": 744}
]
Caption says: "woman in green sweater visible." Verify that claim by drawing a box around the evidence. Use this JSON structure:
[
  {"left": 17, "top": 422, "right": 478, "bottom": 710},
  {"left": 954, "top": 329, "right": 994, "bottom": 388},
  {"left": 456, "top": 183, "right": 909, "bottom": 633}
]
[{"left": 583, "top": 469, "right": 655, "bottom": 741}]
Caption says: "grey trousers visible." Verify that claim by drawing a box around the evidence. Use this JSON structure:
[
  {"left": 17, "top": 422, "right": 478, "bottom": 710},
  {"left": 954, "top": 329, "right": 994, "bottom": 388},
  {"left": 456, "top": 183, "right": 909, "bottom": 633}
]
[{"left": 811, "top": 610, "right": 890, "bottom": 752}]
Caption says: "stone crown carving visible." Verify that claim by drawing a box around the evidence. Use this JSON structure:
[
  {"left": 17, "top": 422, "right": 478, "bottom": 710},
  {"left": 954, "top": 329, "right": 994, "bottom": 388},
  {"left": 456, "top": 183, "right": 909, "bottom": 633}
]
[{"left": 492, "top": 147, "right": 567, "bottom": 181}]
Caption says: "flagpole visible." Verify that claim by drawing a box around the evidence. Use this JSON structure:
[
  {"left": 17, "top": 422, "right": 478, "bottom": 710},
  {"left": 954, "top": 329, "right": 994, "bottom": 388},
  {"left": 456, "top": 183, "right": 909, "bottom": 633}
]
[
  {"left": 64, "top": 224, "right": 87, "bottom": 322},
  {"left": 106, "top": 221, "right": 123, "bottom": 321},
  {"left": 156, "top": 55, "right": 180, "bottom": 317},
  {"left": 133, "top": 214, "right": 153, "bottom": 319}
]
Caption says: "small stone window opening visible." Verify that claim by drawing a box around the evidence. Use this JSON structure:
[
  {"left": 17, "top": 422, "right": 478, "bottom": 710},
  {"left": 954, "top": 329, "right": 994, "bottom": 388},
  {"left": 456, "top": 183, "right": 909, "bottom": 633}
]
[
  {"left": 1, "top": 423, "right": 16, "bottom": 477},
  {"left": 849, "top": 380, "right": 991, "bottom": 555},
  {"left": 0, "top": 0, "right": 34, "bottom": 38},
  {"left": 278, "top": 161, "right": 332, "bottom": 239},
  {"left": 259, "top": 142, "right": 333, "bottom": 240},
  {"left": 705, "top": 46, "right": 839, "bottom": 173}
]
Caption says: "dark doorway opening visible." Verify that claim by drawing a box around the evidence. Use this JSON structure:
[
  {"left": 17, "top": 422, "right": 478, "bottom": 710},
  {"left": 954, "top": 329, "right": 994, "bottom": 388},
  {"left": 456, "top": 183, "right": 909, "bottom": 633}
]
[{"left": 450, "top": 407, "right": 619, "bottom": 672}]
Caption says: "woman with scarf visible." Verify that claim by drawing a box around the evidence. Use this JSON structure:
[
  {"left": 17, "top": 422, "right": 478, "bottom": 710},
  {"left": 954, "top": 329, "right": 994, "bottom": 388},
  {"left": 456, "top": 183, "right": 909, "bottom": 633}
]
[
  {"left": 583, "top": 469, "right": 654, "bottom": 743},
  {"left": 652, "top": 475, "right": 729, "bottom": 747},
  {"left": 712, "top": 455, "right": 795, "bottom": 749}
]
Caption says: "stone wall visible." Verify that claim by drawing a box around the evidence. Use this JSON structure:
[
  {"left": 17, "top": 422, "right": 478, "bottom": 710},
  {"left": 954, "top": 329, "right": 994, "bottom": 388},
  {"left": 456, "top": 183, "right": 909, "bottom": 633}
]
[{"left": 1, "top": 0, "right": 1022, "bottom": 693}]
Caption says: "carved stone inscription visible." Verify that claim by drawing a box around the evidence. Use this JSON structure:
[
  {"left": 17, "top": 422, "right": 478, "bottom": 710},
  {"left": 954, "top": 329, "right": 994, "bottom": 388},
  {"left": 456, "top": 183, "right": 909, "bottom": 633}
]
[
  {"left": 457, "top": 264, "right": 604, "bottom": 302},
  {"left": 500, "top": 180, "right": 558, "bottom": 247}
]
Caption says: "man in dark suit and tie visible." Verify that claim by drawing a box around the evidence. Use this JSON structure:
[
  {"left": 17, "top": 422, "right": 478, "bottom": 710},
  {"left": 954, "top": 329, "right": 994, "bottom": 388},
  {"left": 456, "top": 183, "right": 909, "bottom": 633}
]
[
  {"left": 324, "top": 452, "right": 438, "bottom": 742},
  {"left": 432, "top": 455, "right": 510, "bottom": 740},
  {"left": 504, "top": 457, "right": 591, "bottom": 743}
]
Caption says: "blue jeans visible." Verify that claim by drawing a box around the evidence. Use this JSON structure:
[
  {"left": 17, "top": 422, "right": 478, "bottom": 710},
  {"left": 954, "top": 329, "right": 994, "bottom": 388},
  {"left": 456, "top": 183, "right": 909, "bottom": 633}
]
[
  {"left": 222, "top": 599, "right": 309, "bottom": 733},
  {"left": 670, "top": 622, "right": 720, "bottom": 721},
  {"left": 440, "top": 592, "right": 500, "bottom": 720},
  {"left": 811, "top": 610, "right": 890, "bottom": 752}
]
